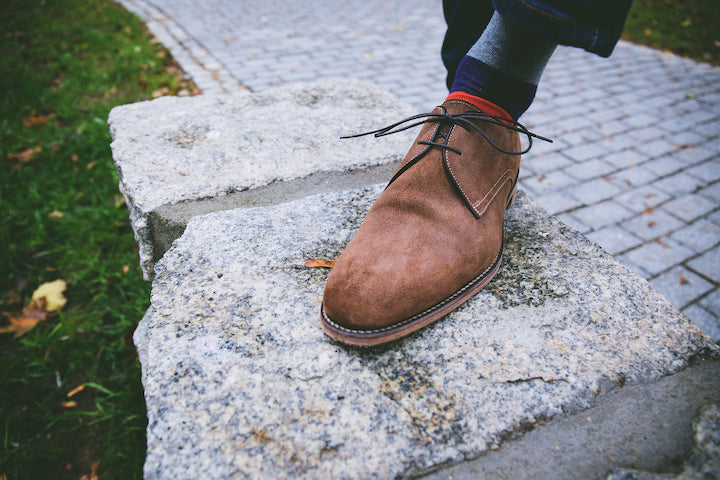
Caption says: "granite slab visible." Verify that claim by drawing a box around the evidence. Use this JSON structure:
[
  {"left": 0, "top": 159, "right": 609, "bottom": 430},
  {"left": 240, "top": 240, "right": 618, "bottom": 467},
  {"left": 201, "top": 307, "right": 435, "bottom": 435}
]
[
  {"left": 108, "top": 80, "right": 415, "bottom": 279},
  {"left": 135, "top": 187, "right": 716, "bottom": 479}
]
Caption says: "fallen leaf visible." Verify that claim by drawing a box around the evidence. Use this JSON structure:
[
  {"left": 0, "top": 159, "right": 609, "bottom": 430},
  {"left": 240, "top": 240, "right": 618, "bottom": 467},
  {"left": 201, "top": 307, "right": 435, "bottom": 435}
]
[
  {"left": 679, "top": 273, "right": 688, "bottom": 285},
  {"left": 0, "top": 302, "right": 49, "bottom": 338},
  {"left": 67, "top": 384, "right": 85, "bottom": 397},
  {"left": 304, "top": 259, "right": 336, "bottom": 269},
  {"left": 60, "top": 401, "right": 77, "bottom": 408},
  {"left": 71, "top": 152, "right": 79, "bottom": 163},
  {"left": 32, "top": 279, "right": 67, "bottom": 312},
  {"left": 79, "top": 461, "right": 100, "bottom": 480},
  {"left": 6, "top": 146, "right": 42, "bottom": 165},
  {"left": 640, "top": 207, "right": 655, "bottom": 215},
  {"left": 122, "top": 265, "right": 130, "bottom": 274},
  {"left": 22, "top": 113, "right": 56, "bottom": 127},
  {"left": 86, "top": 161, "right": 96, "bottom": 170},
  {"left": 48, "top": 210, "right": 64, "bottom": 219},
  {"left": 656, "top": 239, "right": 669, "bottom": 248},
  {"left": 680, "top": 19, "right": 692, "bottom": 28},
  {"left": 152, "top": 87, "right": 169, "bottom": 98},
  {"left": 648, "top": 221, "right": 657, "bottom": 227}
]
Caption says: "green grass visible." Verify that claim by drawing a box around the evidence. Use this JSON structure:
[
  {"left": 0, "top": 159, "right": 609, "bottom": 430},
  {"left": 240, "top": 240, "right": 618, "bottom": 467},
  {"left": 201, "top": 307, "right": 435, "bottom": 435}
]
[
  {"left": 0, "top": 0, "right": 194, "bottom": 478},
  {"left": 0, "top": 0, "right": 717, "bottom": 478},
  {"left": 623, "top": 0, "right": 720, "bottom": 65}
]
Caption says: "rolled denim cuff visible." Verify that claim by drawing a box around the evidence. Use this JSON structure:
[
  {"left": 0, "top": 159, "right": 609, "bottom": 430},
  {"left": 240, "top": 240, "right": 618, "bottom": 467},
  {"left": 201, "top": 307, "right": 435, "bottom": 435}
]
[{"left": 492, "top": 0, "right": 633, "bottom": 57}]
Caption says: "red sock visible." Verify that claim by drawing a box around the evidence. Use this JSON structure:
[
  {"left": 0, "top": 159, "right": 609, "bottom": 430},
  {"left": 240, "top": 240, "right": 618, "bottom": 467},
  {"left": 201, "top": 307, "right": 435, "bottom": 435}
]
[{"left": 445, "top": 91, "right": 513, "bottom": 121}]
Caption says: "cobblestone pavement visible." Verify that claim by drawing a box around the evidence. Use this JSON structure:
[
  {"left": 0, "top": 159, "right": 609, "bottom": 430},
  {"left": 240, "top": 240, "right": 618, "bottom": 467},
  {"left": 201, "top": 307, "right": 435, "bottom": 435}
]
[{"left": 118, "top": 0, "right": 720, "bottom": 340}]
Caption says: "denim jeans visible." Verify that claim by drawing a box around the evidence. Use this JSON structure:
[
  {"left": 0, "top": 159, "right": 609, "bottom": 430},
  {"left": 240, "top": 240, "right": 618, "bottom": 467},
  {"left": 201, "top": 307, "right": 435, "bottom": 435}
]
[{"left": 442, "top": 0, "right": 633, "bottom": 88}]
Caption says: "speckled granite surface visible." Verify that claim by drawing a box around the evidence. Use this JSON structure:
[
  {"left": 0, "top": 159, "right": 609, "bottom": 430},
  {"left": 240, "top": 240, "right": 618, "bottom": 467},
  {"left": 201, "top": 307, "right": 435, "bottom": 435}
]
[
  {"left": 108, "top": 80, "right": 415, "bottom": 279},
  {"left": 136, "top": 188, "right": 716, "bottom": 479}
]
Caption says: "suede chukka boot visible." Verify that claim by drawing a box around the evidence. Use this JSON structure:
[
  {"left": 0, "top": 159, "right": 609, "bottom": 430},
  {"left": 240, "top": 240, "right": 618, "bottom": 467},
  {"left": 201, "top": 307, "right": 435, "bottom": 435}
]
[{"left": 321, "top": 98, "right": 545, "bottom": 346}]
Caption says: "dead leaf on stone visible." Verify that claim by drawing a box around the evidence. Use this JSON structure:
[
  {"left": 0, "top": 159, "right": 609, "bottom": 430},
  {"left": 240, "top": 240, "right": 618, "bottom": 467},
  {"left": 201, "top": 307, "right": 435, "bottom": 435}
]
[
  {"left": 680, "top": 273, "right": 688, "bottom": 285},
  {"left": 656, "top": 239, "right": 670, "bottom": 248},
  {"left": 304, "top": 259, "right": 336, "bottom": 269},
  {"left": 640, "top": 207, "right": 655, "bottom": 215}
]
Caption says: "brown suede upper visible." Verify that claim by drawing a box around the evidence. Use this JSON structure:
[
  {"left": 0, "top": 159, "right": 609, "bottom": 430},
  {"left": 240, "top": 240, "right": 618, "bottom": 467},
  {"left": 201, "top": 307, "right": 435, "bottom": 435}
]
[{"left": 322, "top": 99, "right": 521, "bottom": 332}]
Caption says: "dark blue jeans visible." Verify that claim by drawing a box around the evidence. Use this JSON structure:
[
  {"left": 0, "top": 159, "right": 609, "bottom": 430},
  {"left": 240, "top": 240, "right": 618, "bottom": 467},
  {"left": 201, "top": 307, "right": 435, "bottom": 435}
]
[{"left": 442, "top": 0, "right": 633, "bottom": 88}]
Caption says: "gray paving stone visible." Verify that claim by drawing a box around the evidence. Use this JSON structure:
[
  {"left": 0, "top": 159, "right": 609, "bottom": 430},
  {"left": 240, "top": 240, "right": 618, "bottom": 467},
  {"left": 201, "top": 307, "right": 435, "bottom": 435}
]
[
  {"left": 700, "top": 289, "right": 720, "bottom": 317},
  {"left": 699, "top": 182, "right": 720, "bottom": 203},
  {"left": 524, "top": 153, "right": 574, "bottom": 174},
  {"left": 585, "top": 226, "right": 644, "bottom": 256},
  {"left": 563, "top": 142, "right": 612, "bottom": 163},
  {"left": 612, "top": 165, "right": 662, "bottom": 189},
  {"left": 564, "top": 158, "right": 617, "bottom": 181},
  {"left": 650, "top": 267, "right": 715, "bottom": 310},
  {"left": 651, "top": 171, "right": 706, "bottom": 195},
  {"left": 565, "top": 178, "right": 625, "bottom": 205},
  {"left": 683, "top": 305, "right": 720, "bottom": 342},
  {"left": 614, "top": 185, "right": 672, "bottom": 213},
  {"left": 569, "top": 200, "right": 635, "bottom": 231},
  {"left": 634, "top": 139, "right": 677, "bottom": 158},
  {"left": 670, "top": 219, "right": 720, "bottom": 254},
  {"left": 621, "top": 239, "right": 694, "bottom": 277},
  {"left": 643, "top": 156, "right": 687, "bottom": 178},
  {"left": 687, "top": 247, "right": 720, "bottom": 283},
  {"left": 621, "top": 210, "right": 686, "bottom": 241},
  {"left": 533, "top": 191, "right": 584, "bottom": 216},
  {"left": 671, "top": 131, "right": 707, "bottom": 147},
  {"left": 710, "top": 210, "right": 720, "bottom": 227},
  {"left": 687, "top": 159, "right": 720, "bottom": 183},
  {"left": 661, "top": 194, "right": 718, "bottom": 223},
  {"left": 518, "top": 170, "right": 579, "bottom": 196},
  {"left": 693, "top": 120, "right": 720, "bottom": 137},
  {"left": 603, "top": 149, "right": 650, "bottom": 168},
  {"left": 674, "top": 146, "right": 717, "bottom": 165}
]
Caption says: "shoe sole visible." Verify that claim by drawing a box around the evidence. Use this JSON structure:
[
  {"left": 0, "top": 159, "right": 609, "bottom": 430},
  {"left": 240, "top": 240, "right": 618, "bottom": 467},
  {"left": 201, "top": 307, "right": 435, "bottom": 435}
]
[{"left": 320, "top": 244, "right": 503, "bottom": 347}]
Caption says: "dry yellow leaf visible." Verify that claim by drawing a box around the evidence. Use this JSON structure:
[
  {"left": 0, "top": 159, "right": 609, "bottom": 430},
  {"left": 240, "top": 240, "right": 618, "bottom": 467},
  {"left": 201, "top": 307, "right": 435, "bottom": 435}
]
[{"left": 32, "top": 279, "right": 67, "bottom": 312}]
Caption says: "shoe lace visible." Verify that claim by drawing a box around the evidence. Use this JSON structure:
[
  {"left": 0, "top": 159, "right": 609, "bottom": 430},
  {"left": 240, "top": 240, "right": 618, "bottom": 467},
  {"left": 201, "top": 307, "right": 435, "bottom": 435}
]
[
  {"left": 341, "top": 106, "right": 552, "bottom": 217},
  {"left": 341, "top": 107, "right": 552, "bottom": 156}
]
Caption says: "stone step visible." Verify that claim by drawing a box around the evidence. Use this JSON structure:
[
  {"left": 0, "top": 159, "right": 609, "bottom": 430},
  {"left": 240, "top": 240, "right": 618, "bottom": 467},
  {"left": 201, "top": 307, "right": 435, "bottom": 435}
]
[
  {"left": 136, "top": 186, "right": 717, "bottom": 479},
  {"left": 109, "top": 79, "right": 415, "bottom": 280}
]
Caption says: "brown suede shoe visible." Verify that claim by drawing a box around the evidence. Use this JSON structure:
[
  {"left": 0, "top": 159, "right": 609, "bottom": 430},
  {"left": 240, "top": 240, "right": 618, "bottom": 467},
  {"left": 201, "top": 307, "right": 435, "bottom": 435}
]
[{"left": 321, "top": 98, "right": 548, "bottom": 346}]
